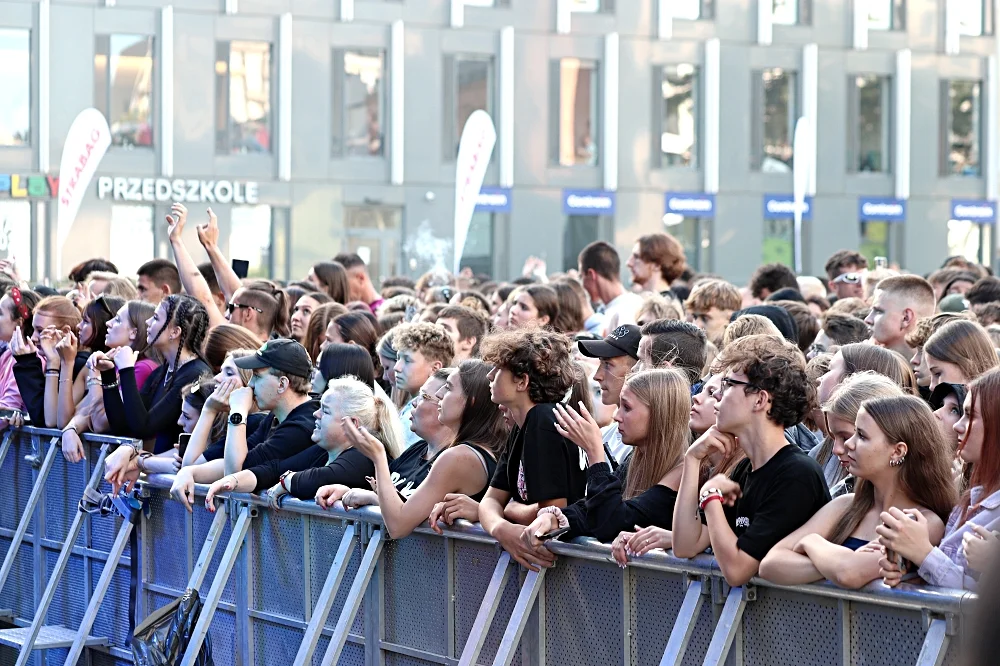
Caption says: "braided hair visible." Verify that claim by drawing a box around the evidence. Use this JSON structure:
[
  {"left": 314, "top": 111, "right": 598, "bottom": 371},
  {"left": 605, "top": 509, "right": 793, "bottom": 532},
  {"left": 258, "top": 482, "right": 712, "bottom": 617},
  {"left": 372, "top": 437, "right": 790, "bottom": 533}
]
[{"left": 150, "top": 295, "right": 211, "bottom": 389}]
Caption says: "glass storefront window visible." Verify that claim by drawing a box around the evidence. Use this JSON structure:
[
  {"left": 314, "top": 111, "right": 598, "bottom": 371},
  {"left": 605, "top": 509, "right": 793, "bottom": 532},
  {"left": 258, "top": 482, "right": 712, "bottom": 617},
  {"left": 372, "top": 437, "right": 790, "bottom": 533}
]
[
  {"left": 339, "top": 50, "right": 384, "bottom": 157},
  {"left": 772, "top": 0, "right": 799, "bottom": 25},
  {"left": 943, "top": 80, "right": 982, "bottom": 177},
  {"left": 859, "top": 221, "right": 890, "bottom": 264},
  {"left": 450, "top": 57, "right": 493, "bottom": 158},
  {"left": 460, "top": 211, "right": 494, "bottom": 277},
  {"left": 0, "top": 29, "right": 30, "bottom": 147},
  {"left": 853, "top": 75, "right": 890, "bottom": 173},
  {"left": 563, "top": 215, "right": 610, "bottom": 271},
  {"left": 555, "top": 59, "right": 600, "bottom": 167},
  {"left": 109, "top": 206, "right": 154, "bottom": 276},
  {"left": 0, "top": 202, "right": 32, "bottom": 279},
  {"left": 660, "top": 65, "right": 698, "bottom": 168},
  {"left": 94, "top": 35, "right": 154, "bottom": 148},
  {"left": 951, "top": 0, "right": 986, "bottom": 36},
  {"left": 665, "top": 215, "right": 711, "bottom": 272},
  {"left": 216, "top": 41, "right": 272, "bottom": 155},
  {"left": 762, "top": 218, "right": 794, "bottom": 266},
  {"left": 869, "top": 0, "right": 905, "bottom": 30},
  {"left": 947, "top": 219, "right": 992, "bottom": 267},
  {"left": 230, "top": 205, "right": 273, "bottom": 278},
  {"left": 347, "top": 206, "right": 402, "bottom": 284},
  {"left": 754, "top": 68, "right": 797, "bottom": 172}
]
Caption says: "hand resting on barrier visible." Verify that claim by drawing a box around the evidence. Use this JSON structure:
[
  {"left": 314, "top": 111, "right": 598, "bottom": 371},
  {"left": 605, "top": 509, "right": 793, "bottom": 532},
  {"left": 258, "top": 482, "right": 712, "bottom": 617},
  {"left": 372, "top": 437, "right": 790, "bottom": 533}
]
[
  {"left": 611, "top": 526, "right": 673, "bottom": 567},
  {"left": 315, "top": 483, "right": 351, "bottom": 509},
  {"left": 429, "top": 494, "right": 480, "bottom": 534},
  {"left": 62, "top": 426, "right": 86, "bottom": 463},
  {"left": 0, "top": 409, "right": 24, "bottom": 433}
]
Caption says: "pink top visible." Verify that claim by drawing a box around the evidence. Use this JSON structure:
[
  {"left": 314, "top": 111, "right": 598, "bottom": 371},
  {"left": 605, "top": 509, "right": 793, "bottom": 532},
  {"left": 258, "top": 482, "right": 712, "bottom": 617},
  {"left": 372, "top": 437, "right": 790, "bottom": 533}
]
[
  {"left": 0, "top": 348, "right": 24, "bottom": 411},
  {"left": 134, "top": 358, "right": 159, "bottom": 390}
]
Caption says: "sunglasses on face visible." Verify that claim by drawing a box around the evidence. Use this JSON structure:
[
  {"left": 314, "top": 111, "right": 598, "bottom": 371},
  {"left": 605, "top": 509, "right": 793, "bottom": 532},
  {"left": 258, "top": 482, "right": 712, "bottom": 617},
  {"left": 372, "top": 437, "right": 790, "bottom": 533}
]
[{"left": 833, "top": 272, "right": 862, "bottom": 285}]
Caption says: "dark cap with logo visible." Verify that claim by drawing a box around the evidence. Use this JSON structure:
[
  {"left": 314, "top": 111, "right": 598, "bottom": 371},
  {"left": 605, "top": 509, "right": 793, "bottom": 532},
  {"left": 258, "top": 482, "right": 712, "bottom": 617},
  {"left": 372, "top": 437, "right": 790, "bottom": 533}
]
[
  {"left": 577, "top": 324, "right": 641, "bottom": 360},
  {"left": 234, "top": 338, "right": 313, "bottom": 378}
]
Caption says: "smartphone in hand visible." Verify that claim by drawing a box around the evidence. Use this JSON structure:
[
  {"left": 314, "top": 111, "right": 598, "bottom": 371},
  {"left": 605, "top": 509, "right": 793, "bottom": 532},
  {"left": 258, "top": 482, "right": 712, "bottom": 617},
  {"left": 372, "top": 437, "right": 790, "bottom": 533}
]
[
  {"left": 177, "top": 433, "right": 191, "bottom": 457},
  {"left": 536, "top": 526, "right": 571, "bottom": 542}
]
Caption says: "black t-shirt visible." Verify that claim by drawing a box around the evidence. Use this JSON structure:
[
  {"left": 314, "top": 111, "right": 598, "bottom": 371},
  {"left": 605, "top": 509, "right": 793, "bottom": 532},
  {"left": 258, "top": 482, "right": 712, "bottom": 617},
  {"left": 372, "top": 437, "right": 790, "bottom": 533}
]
[
  {"left": 202, "top": 412, "right": 269, "bottom": 461},
  {"left": 563, "top": 454, "right": 677, "bottom": 542},
  {"left": 490, "top": 403, "right": 587, "bottom": 505},
  {"left": 388, "top": 440, "right": 439, "bottom": 499},
  {"left": 709, "top": 445, "right": 830, "bottom": 561},
  {"left": 286, "top": 447, "right": 376, "bottom": 499},
  {"left": 240, "top": 398, "right": 320, "bottom": 471}
]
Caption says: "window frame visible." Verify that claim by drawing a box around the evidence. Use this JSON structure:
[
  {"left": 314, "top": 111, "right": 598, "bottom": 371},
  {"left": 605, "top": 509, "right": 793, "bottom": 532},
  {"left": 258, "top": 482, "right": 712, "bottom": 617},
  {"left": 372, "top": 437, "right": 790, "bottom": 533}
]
[
  {"left": 0, "top": 28, "right": 32, "bottom": 149},
  {"left": 673, "top": 0, "right": 716, "bottom": 21},
  {"left": 750, "top": 67, "right": 799, "bottom": 172},
  {"left": 94, "top": 33, "right": 156, "bottom": 150},
  {"left": 653, "top": 63, "right": 700, "bottom": 170},
  {"left": 940, "top": 78, "right": 984, "bottom": 178},
  {"left": 215, "top": 39, "right": 276, "bottom": 156},
  {"left": 331, "top": 47, "right": 387, "bottom": 159},
  {"left": 867, "top": 0, "right": 907, "bottom": 31},
  {"left": 847, "top": 73, "right": 893, "bottom": 174},
  {"left": 952, "top": 0, "right": 994, "bottom": 37},
  {"left": 771, "top": 0, "right": 813, "bottom": 26},
  {"left": 550, "top": 57, "right": 602, "bottom": 168},
  {"left": 442, "top": 54, "right": 496, "bottom": 161}
]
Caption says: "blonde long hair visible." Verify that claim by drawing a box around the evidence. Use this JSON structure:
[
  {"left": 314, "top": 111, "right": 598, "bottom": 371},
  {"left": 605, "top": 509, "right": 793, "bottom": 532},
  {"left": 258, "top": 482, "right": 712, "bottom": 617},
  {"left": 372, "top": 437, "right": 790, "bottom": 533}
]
[
  {"left": 325, "top": 376, "right": 403, "bottom": 460},
  {"left": 621, "top": 369, "right": 691, "bottom": 499}
]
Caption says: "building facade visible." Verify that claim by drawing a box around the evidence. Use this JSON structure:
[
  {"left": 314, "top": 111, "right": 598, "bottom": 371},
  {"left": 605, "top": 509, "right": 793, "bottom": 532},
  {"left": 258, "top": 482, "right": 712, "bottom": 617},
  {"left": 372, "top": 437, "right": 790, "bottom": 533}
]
[{"left": 0, "top": 0, "right": 997, "bottom": 285}]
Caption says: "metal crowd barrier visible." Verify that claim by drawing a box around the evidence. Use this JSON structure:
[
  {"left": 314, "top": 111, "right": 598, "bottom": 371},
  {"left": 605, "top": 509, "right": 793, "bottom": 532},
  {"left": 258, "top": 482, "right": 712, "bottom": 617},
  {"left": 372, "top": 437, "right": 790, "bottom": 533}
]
[{"left": 0, "top": 427, "right": 978, "bottom": 666}]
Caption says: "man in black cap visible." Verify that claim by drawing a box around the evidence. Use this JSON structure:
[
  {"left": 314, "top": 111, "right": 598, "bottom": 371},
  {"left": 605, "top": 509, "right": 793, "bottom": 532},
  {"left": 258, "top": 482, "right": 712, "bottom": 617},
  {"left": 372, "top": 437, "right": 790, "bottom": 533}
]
[
  {"left": 169, "top": 339, "right": 320, "bottom": 510},
  {"left": 578, "top": 325, "right": 641, "bottom": 463}
]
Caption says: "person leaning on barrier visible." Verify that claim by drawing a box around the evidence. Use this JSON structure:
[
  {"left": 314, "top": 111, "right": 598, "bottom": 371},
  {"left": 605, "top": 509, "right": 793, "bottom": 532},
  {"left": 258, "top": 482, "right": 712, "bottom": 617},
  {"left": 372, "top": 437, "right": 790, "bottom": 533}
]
[
  {"left": 671, "top": 334, "right": 831, "bottom": 587},
  {"left": 317, "top": 370, "right": 455, "bottom": 507},
  {"left": 0, "top": 286, "right": 40, "bottom": 431},
  {"left": 206, "top": 375, "right": 403, "bottom": 511},
  {"left": 760, "top": 382, "right": 955, "bottom": 589},
  {"left": 476, "top": 329, "right": 587, "bottom": 571},
  {"left": 339, "top": 360, "right": 506, "bottom": 539},
  {"left": 166, "top": 339, "right": 318, "bottom": 510},
  {"left": 878, "top": 367, "right": 1000, "bottom": 591},
  {"left": 523, "top": 369, "right": 691, "bottom": 561}
]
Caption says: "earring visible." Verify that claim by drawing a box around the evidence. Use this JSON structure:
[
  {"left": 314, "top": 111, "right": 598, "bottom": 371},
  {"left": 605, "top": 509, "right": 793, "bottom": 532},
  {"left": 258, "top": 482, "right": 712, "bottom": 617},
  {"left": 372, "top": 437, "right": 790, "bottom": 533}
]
[{"left": 889, "top": 456, "right": 905, "bottom": 467}]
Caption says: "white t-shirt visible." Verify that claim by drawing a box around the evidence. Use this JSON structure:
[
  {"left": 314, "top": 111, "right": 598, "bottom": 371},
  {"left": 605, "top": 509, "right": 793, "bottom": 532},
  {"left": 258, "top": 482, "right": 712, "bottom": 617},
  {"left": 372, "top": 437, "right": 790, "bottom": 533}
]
[
  {"left": 602, "top": 422, "right": 632, "bottom": 465},
  {"left": 399, "top": 400, "right": 422, "bottom": 450},
  {"left": 602, "top": 291, "right": 644, "bottom": 336}
]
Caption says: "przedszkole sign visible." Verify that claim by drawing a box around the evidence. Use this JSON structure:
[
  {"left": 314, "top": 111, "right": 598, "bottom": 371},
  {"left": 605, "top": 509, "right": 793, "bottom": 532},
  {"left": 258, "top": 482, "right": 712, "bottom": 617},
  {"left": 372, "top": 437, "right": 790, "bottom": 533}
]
[{"left": 96, "top": 177, "right": 260, "bottom": 204}]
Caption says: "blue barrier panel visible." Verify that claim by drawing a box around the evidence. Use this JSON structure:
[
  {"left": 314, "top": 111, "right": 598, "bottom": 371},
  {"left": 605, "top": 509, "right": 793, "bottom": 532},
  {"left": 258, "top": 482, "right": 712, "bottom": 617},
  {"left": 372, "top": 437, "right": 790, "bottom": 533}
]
[{"left": 0, "top": 427, "right": 978, "bottom": 666}]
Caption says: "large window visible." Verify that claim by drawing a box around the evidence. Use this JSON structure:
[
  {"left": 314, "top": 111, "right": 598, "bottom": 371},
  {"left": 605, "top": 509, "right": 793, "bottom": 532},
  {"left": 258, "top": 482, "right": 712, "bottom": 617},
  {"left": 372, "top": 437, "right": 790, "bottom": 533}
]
[
  {"left": 673, "top": 0, "right": 715, "bottom": 20},
  {"left": 868, "top": 0, "right": 906, "bottom": 30},
  {"left": 554, "top": 59, "right": 599, "bottom": 167},
  {"left": 333, "top": 49, "right": 384, "bottom": 158},
  {"left": 0, "top": 202, "right": 32, "bottom": 279},
  {"left": 110, "top": 206, "right": 154, "bottom": 276},
  {"left": 763, "top": 219, "right": 794, "bottom": 266},
  {"left": 772, "top": 0, "right": 810, "bottom": 25},
  {"left": 752, "top": 68, "right": 797, "bottom": 172},
  {"left": 215, "top": 41, "right": 272, "bottom": 155},
  {"left": 850, "top": 75, "right": 891, "bottom": 173},
  {"left": 664, "top": 215, "right": 711, "bottom": 271},
  {"left": 943, "top": 80, "right": 982, "bottom": 177},
  {"left": 445, "top": 56, "right": 494, "bottom": 159},
  {"left": 951, "top": 0, "right": 991, "bottom": 37},
  {"left": 460, "top": 212, "right": 495, "bottom": 276},
  {"left": 0, "top": 29, "right": 30, "bottom": 147},
  {"left": 230, "top": 205, "right": 272, "bottom": 278},
  {"left": 659, "top": 65, "right": 698, "bottom": 168},
  {"left": 94, "top": 35, "right": 154, "bottom": 148}
]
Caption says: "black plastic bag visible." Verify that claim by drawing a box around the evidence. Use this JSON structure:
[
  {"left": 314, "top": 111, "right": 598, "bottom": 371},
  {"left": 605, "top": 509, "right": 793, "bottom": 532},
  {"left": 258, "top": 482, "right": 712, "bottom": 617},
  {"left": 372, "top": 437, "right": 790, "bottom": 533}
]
[{"left": 130, "top": 588, "right": 214, "bottom": 666}]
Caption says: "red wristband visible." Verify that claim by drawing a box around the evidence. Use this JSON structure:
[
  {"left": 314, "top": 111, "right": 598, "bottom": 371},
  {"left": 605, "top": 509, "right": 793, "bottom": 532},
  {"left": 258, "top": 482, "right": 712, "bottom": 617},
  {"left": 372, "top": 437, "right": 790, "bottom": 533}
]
[{"left": 699, "top": 494, "right": 723, "bottom": 511}]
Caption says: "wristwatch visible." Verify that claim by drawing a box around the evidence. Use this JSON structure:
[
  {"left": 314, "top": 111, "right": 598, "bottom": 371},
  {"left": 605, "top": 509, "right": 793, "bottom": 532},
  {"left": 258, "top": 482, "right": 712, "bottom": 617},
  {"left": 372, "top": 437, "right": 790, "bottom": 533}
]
[{"left": 228, "top": 412, "right": 245, "bottom": 426}]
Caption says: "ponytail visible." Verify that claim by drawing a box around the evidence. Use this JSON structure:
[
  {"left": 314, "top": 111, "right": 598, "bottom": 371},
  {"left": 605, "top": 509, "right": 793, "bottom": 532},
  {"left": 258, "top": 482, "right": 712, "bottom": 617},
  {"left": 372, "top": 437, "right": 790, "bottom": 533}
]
[
  {"left": 372, "top": 382, "right": 404, "bottom": 460},
  {"left": 271, "top": 290, "right": 290, "bottom": 338}
]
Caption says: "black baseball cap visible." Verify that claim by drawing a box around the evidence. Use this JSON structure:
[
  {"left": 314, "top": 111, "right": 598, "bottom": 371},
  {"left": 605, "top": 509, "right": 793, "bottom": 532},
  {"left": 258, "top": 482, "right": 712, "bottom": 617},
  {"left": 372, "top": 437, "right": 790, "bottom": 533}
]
[
  {"left": 929, "top": 382, "right": 967, "bottom": 412},
  {"left": 577, "top": 324, "right": 641, "bottom": 360},
  {"left": 234, "top": 338, "right": 313, "bottom": 378}
]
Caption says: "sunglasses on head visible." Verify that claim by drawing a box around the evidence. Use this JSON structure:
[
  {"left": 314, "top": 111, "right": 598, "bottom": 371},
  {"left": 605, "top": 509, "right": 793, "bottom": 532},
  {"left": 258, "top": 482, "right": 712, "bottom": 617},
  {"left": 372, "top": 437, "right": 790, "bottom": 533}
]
[{"left": 227, "top": 302, "right": 263, "bottom": 315}]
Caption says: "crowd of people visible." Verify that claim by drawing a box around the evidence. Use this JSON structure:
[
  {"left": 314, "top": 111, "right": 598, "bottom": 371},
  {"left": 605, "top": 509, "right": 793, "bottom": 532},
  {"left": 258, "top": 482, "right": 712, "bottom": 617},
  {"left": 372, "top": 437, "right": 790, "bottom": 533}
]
[{"left": 4, "top": 205, "right": 1000, "bottom": 595}]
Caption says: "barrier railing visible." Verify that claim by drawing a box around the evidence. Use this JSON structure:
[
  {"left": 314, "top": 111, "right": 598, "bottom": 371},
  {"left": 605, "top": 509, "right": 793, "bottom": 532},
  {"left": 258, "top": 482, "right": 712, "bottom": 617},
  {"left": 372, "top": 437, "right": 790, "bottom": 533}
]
[{"left": 0, "top": 427, "right": 978, "bottom": 666}]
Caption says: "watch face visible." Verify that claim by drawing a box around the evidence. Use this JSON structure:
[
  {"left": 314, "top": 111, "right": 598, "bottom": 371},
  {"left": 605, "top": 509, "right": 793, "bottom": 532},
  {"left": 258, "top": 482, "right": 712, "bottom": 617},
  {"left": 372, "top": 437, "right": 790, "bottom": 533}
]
[{"left": 229, "top": 413, "right": 243, "bottom": 425}]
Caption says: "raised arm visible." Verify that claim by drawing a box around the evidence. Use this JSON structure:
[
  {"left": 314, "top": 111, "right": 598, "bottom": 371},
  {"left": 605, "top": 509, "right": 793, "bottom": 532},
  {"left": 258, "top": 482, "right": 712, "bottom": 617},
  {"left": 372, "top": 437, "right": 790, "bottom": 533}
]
[
  {"left": 196, "top": 208, "right": 242, "bottom": 302},
  {"left": 167, "top": 203, "right": 226, "bottom": 328}
]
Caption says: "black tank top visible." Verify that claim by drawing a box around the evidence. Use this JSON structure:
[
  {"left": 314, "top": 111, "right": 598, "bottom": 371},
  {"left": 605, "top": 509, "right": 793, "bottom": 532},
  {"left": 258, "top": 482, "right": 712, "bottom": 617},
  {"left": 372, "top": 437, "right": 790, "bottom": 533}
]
[{"left": 462, "top": 442, "right": 498, "bottom": 502}]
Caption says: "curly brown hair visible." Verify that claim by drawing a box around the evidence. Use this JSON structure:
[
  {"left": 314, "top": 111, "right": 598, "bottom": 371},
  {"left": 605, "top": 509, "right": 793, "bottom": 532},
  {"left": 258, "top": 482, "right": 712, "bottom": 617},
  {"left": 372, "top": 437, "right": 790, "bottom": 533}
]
[
  {"left": 392, "top": 322, "right": 455, "bottom": 367},
  {"left": 480, "top": 329, "right": 576, "bottom": 405},
  {"left": 714, "top": 334, "right": 812, "bottom": 428}
]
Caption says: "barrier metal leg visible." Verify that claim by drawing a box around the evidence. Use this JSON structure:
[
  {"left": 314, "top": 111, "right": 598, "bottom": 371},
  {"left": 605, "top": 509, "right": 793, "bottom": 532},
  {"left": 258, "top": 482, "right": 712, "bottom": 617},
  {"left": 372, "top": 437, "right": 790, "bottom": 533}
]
[
  {"left": 457, "top": 552, "right": 512, "bottom": 666},
  {"left": 491, "top": 567, "right": 547, "bottom": 666},
  {"left": 187, "top": 501, "right": 229, "bottom": 591},
  {"left": 915, "top": 618, "right": 950, "bottom": 666},
  {"left": 1, "top": 443, "right": 111, "bottom": 665},
  {"left": 180, "top": 504, "right": 253, "bottom": 666},
  {"left": 0, "top": 437, "right": 59, "bottom": 596},
  {"left": 0, "top": 430, "right": 13, "bottom": 472},
  {"left": 292, "top": 524, "right": 360, "bottom": 666},
  {"left": 62, "top": 515, "right": 136, "bottom": 665},
  {"left": 701, "top": 586, "right": 748, "bottom": 666},
  {"left": 319, "top": 528, "right": 384, "bottom": 666},
  {"left": 659, "top": 578, "right": 707, "bottom": 666}
]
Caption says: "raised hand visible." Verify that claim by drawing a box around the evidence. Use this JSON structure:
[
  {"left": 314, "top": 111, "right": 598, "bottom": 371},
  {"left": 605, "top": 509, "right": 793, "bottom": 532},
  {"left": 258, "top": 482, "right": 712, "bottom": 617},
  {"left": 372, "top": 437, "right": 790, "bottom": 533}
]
[
  {"left": 196, "top": 207, "right": 220, "bottom": 248},
  {"left": 56, "top": 331, "right": 78, "bottom": 363},
  {"left": 167, "top": 202, "right": 188, "bottom": 242}
]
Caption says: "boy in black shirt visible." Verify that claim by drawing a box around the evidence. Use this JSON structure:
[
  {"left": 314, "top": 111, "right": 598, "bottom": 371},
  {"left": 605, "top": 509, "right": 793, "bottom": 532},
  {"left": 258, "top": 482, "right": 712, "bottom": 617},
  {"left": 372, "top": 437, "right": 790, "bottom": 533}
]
[{"left": 672, "top": 334, "right": 830, "bottom": 586}]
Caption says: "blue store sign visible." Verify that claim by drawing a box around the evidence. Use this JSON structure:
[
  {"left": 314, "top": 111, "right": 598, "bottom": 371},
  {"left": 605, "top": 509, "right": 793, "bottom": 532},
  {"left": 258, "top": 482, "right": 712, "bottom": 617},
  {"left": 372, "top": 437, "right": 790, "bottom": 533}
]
[
  {"left": 763, "top": 194, "right": 813, "bottom": 220},
  {"left": 563, "top": 189, "right": 616, "bottom": 216},
  {"left": 858, "top": 197, "right": 906, "bottom": 222},
  {"left": 951, "top": 199, "right": 997, "bottom": 224},
  {"left": 665, "top": 192, "right": 716, "bottom": 218},
  {"left": 475, "top": 187, "right": 513, "bottom": 213}
]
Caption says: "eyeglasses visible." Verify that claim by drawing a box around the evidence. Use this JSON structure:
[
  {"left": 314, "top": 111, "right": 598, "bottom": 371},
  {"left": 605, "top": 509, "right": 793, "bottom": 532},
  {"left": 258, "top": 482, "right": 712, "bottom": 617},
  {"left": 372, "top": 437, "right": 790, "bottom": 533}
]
[
  {"left": 719, "top": 376, "right": 761, "bottom": 395},
  {"left": 833, "top": 272, "right": 862, "bottom": 285},
  {"left": 417, "top": 391, "right": 440, "bottom": 405},
  {"left": 226, "top": 302, "right": 263, "bottom": 315}
]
